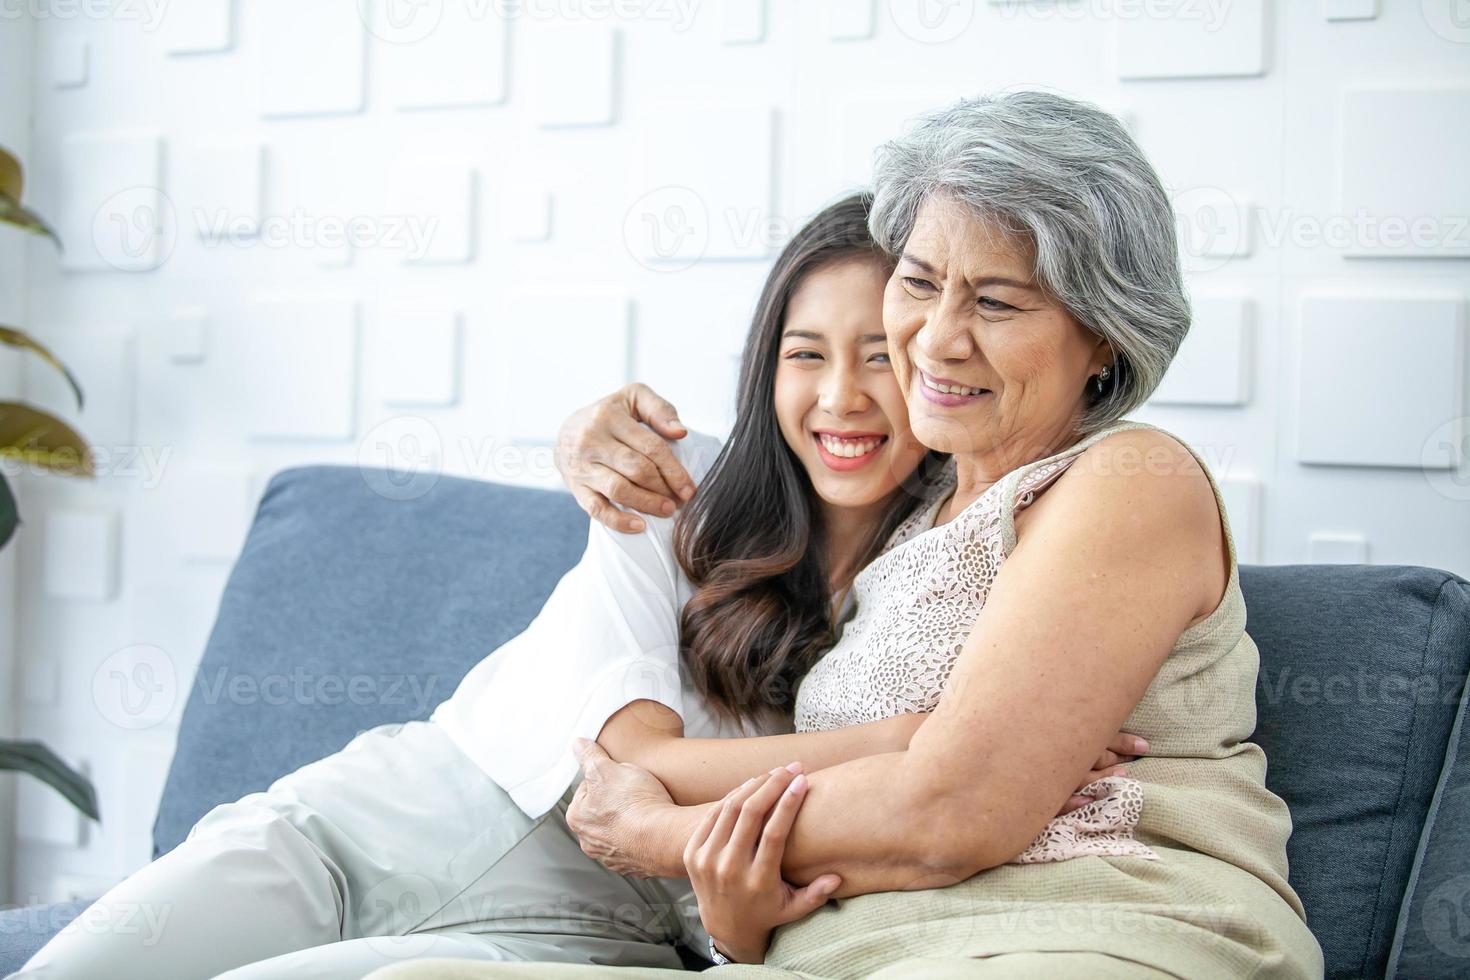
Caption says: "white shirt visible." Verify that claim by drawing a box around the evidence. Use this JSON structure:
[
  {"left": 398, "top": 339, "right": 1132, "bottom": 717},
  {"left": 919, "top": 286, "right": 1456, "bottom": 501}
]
[{"left": 430, "top": 430, "right": 773, "bottom": 818}]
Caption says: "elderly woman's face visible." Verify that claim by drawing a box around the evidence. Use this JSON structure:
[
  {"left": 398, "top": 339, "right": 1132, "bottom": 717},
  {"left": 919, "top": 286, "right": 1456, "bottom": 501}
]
[{"left": 883, "top": 196, "right": 1111, "bottom": 459}]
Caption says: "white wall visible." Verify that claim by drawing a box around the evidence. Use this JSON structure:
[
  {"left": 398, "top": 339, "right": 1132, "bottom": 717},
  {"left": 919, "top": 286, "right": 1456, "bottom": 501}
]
[{"left": 8, "top": 0, "right": 1470, "bottom": 904}]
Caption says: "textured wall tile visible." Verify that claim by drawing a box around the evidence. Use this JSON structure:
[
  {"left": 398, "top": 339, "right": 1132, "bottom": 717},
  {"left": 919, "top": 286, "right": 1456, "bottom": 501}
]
[
  {"left": 1115, "top": 0, "right": 1266, "bottom": 79},
  {"left": 1339, "top": 86, "right": 1470, "bottom": 258},
  {"left": 532, "top": 24, "right": 618, "bottom": 127},
  {"left": 165, "top": 0, "right": 234, "bottom": 54},
  {"left": 631, "top": 102, "right": 776, "bottom": 262},
  {"left": 1219, "top": 477, "right": 1261, "bottom": 564},
  {"left": 1297, "top": 294, "right": 1465, "bottom": 468},
  {"left": 494, "top": 292, "right": 629, "bottom": 441},
  {"left": 56, "top": 132, "right": 166, "bottom": 272},
  {"left": 723, "top": 0, "right": 767, "bottom": 43},
  {"left": 382, "top": 0, "right": 509, "bottom": 109},
  {"left": 174, "top": 472, "right": 254, "bottom": 562},
  {"left": 1322, "top": 0, "right": 1377, "bottom": 20},
  {"left": 505, "top": 187, "right": 554, "bottom": 243},
  {"left": 240, "top": 299, "right": 359, "bottom": 440},
  {"left": 259, "top": 0, "right": 366, "bottom": 118},
  {"left": 22, "top": 330, "right": 137, "bottom": 452},
  {"left": 162, "top": 309, "right": 208, "bottom": 364},
  {"left": 1151, "top": 296, "right": 1252, "bottom": 406},
  {"left": 176, "top": 141, "right": 264, "bottom": 240},
  {"left": 43, "top": 510, "right": 119, "bottom": 601},
  {"left": 18, "top": 754, "right": 87, "bottom": 845},
  {"left": 380, "top": 309, "right": 461, "bottom": 407},
  {"left": 46, "top": 36, "right": 88, "bottom": 88},
  {"left": 1308, "top": 531, "right": 1369, "bottom": 563},
  {"left": 828, "top": 0, "right": 876, "bottom": 40},
  {"left": 388, "top": 158, "right": 477, "bottom": 265}
]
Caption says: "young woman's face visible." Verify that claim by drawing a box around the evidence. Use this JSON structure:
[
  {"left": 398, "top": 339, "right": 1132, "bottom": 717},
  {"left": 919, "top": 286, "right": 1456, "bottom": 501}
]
[{"left": 774, "top": 256, "right": 931, "bottom": 513}]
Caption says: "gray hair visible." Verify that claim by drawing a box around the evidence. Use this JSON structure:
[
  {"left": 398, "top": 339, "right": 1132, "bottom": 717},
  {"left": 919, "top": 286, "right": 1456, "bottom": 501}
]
[{"left": 868, "top": 89, "right": 1189, "bottom": 433}]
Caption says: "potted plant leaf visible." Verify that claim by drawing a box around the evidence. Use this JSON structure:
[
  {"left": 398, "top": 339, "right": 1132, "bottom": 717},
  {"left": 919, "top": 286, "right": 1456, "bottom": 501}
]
[{"left": 0, "top": 144, "right": 100, "bottom": 823}]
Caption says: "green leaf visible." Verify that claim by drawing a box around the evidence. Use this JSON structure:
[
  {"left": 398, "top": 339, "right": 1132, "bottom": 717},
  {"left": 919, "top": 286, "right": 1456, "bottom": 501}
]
[
  {"left": 0, "top": 326, "right": 84, "bottom": 410},
  {"left": 0, "top": 739, "right": 99, "bottom": 821},
  {"left": 0, "top": 190, "right": 60, "bottom": 247},
  {"left": 0, "top": 472, "right": 15, "bottom": 551},
  {"left": 0, "top": 401, "right": 94, "bottom": 477}
]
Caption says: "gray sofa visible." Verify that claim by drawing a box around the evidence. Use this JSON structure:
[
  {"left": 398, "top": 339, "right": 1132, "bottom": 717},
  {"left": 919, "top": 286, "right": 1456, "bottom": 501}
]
[{"left": 3, "top": 465, "right": 1468, "bottom": 978}]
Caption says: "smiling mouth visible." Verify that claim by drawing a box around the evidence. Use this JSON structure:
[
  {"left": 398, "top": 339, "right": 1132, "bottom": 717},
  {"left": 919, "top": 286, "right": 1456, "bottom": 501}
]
[
  {"left": 920, "top": 371, "right": 989, "bottom": 397},
  {"left": 815, "top": 432, "right": 887, "bottom": 458}
]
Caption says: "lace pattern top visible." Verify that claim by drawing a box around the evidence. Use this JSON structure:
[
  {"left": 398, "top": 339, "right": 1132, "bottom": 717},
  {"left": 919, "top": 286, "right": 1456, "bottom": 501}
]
[{"left": 793, "top": 422, "right": 1159, "bottom": 864}]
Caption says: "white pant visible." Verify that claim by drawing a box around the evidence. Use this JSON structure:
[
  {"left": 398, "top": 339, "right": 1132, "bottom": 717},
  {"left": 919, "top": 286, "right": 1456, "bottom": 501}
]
[{"left": 10, "top": 720, "right": 698, "bottom": 980}]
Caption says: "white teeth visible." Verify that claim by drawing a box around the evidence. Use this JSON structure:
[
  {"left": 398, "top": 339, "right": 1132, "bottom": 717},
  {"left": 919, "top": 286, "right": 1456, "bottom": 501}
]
[
  {"left": 922, "top": 374, "right": 985, "bottom": 396},
  {"left": 818, "top": 434, "right": 883, "bottom": 459}
]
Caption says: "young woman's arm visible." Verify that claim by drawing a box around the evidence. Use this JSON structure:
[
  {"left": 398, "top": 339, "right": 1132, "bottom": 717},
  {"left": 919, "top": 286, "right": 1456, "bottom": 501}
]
[{"left": 596, "top": 699, "right": 927, "bottom": 806}]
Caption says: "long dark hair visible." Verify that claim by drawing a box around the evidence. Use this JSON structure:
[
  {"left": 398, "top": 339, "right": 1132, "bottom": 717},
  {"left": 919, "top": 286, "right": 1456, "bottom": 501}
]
[{"left": 673, "top": 192, "right": 948, "bottom": 729}]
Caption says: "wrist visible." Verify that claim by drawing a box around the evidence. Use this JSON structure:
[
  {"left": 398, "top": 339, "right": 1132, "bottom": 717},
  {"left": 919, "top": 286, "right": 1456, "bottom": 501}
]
[{"left": 645, "top": 801, "right": 705, "bottom": 878}]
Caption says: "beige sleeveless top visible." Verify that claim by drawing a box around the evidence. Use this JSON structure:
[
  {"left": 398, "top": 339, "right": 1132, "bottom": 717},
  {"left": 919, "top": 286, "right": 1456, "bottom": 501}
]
[{"left": 767, "top": 420, "right": 1323, "bottom": 979}]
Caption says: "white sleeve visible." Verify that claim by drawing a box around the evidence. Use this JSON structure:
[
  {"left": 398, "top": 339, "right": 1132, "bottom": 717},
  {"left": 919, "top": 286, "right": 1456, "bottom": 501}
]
[{"left": 430, "top": 431, "right": 726, "bottom": 818}]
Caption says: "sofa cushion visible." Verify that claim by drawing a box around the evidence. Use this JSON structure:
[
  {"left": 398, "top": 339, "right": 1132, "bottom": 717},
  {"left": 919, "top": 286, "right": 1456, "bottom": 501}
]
[
  {"left": 151, "top": 465, "right": 589, "bottom": 858},
  {"left": 1242, "top": 564, "right": 1470, "bottom": 980},
  {"left": 0, "top": 899, "right": 91, "bottom": 976}
]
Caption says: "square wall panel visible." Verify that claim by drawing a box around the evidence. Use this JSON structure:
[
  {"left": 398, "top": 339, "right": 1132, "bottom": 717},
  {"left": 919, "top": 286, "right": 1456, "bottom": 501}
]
[
  {"left": 176, "top": 141, "right": 264, "bottom": 240},
  {"left": 1114, "top": 0, "right": 1266, "bottom": 80},
  {"left": 723, "top": 0, "right": 767, "bottom": 43},
  {"left": 1339, "top": 86, "right": 1470, "bottom": 258},
  {"left": 57, "top": 132, "right": 166, "bottom": 273},
  {"left": 828, "top": 0, "right": 876, "bottom": 39},
  {"left": 1150, "top": 296, "right": 1251, "bottom": 406},
  {"left": 532, "top": 24, "right": 618, "bottom": 128},
  {"left": 632, "top": 102, "right": 776, "bottom": 263},
  {"left": 380, "top": 309, "right": 461, "bottom": 407},
  {"left": 46, "top": 36, "right": 89, "bottom": 88},
  {"left": 383, "top": 0, "right": 509, "bottom": 109},
  {"left": 240, "top": 299, "right": 359, "bottom": 440},
  {"left": 259, "top": 0, "right": 366, "bottom": 118},
  {"left": 43, "top": 510, "right": 119, "bottom": 601},
  {"left": 1297, "top": 294, "right": 1465, "bottom": 469},
  {"left": 494, "top": 292, "right": 630, "bottom": 442},
  {"left": 166, "top": 0, "right": 234, "bottom": 54},
  {"left": 22, "top": 330, "right": 137, "bottom": 451},
  {"left": 1322, "top": 0, "right": 1376, "bottom": 19},
  {"left": 1308, "top": 531, "right": 1369, "bottom": 564},
  {"left": 388, "top": 158, "right": 477, "bottom": 265}
]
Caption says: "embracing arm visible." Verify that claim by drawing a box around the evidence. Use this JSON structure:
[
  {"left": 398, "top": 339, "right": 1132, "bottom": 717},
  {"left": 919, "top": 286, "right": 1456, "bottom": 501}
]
[
  {"left": 623, "top": 432, "right": 1222, "bottom": 893},
  {"left": 597, "top": 698, "right": 926, "bottom": 806}
]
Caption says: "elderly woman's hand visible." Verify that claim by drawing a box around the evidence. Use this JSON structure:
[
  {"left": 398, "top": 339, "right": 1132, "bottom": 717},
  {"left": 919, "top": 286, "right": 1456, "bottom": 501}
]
[
  {"left": 554, "top": 384, "right": 696, "bottom": 534},
  {"left": 685, "top": 764, "right": 842, "bottom": 964},
  {"left": 566, "top": 738, "right": 683, "bottom": 879}
]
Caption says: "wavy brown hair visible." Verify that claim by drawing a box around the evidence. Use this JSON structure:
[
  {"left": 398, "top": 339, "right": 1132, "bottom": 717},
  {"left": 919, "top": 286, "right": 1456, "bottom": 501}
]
[{"left": 673, "top": 192, "right": 950, "bottom": 729}]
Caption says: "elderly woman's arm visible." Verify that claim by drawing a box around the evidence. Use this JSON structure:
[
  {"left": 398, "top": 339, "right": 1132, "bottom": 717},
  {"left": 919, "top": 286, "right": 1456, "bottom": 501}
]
[{"left": 598, "top": 430, "right": 1224, "bottom": 893}]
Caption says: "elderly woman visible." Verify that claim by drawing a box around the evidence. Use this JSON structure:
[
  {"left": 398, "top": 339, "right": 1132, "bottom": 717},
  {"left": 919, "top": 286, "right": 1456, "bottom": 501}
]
[{"left": 368, "top": 91, "right": 1323, "bottom": 979}]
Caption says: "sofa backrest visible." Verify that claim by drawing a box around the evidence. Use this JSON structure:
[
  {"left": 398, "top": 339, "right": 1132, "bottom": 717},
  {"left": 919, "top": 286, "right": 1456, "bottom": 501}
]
[
  {"left": 156, "top": 466, "right": 1470, "bottom": 980},
  {"left": 1241, "top": 564, "right": 1470, "bottom": 979},
  {"left": 153, "top": 465, "right": 590, "bottom": 856}
]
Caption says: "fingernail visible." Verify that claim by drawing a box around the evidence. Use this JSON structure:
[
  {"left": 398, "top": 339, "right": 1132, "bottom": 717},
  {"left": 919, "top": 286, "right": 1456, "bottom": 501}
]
[
  {"left": 679, "top": 484, "right": 695, "bottom": 501},
  {"left": 628, "top": 518, "right": 645, "bottom": 532},
  {"left": 770, "top": 766, "right": 786, "bottom": 776},
  {"left": 669, "top": 417, "right": 686, "bottom": 430},
  {"left": 660, "top": 500, "right": 675, "bottom": 516},
  {"left": 785, "top": 762, "right": 802, "bottom": 774},
  {"left": 1134, "top": 737, "right": 1150, "bottom": 753},
  {"left": 788, "top": 773, "right": 808, "bottom": 794}
]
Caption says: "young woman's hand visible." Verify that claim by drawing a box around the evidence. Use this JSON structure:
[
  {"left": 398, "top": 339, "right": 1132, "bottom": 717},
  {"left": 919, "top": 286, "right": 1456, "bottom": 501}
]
[
  {"left": 1061, "top": 731, "right": 1150, "bottom": 814},
  {"left": 685, "top": 764, "right": 842, "bottom": 965},
  {"left": 555, "top": 383, "right": 695, "bottom": 533},
  {"left": 566, "top": 738, "right": 680, "bottom": 878}
]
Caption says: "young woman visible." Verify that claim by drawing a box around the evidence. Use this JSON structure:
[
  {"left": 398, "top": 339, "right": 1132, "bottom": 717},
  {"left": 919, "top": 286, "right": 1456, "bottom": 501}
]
[{"left": 12, "top": 193, "right": 1144, "bottom": 980}]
